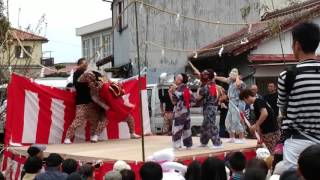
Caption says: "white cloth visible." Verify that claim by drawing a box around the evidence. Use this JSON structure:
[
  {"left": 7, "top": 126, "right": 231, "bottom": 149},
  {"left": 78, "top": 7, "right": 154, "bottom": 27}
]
[{"left": 283, "top": 137, "right": 316, "bottom": 170}]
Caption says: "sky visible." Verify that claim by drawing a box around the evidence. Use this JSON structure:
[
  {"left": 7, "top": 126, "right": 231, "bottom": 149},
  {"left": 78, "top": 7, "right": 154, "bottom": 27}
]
[{"left": 9, "top": 0, "right": 112, "bottom": 63}]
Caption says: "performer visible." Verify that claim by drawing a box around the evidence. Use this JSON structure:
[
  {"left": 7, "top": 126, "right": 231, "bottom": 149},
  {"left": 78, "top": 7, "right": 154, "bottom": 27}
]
[
  {"left": 216, "top": 68, "right": 246, "bottom": 144},
  {"left": 64, "top": 58, "right": 106, "bottom": 144},
  {"left": 239, "top": 89, "right": 280, "bottom": 153},
  {"left": 169, "top": 73, "right": 195, "bottom": 149},
  {"left": 78, "top": 70, "right": 140, "bottom": 139},
  {"left": 197, "top": 69, "right": 223, "bottom": 148},
  {"left": 159, "top": 86, "right": 174, "bottom": 135}
]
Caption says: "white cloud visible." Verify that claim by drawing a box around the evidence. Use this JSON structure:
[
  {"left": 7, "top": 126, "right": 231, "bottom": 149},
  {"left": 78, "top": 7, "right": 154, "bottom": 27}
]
[{"left": 9, "top": 0, "right": 112, "bottom": 63}]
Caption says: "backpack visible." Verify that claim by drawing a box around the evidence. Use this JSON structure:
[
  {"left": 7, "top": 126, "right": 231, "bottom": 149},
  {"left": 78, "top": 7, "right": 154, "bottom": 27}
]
[{"left": 284, "top": 64, "right": 320, "bottom": 94}]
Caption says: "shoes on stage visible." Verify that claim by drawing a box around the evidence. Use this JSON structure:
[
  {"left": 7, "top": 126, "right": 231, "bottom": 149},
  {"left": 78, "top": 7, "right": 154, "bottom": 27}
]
[
  {"left": 130, "top": 133, "right": 141, "bottom": 139},
  {"left": 225, "top": 138, "right": 235, "bottom": 143},
  {"left": 64, "top": 138, "right": 72, "bottom": 144},
  {"left": 234, "top": 139, "right": 245, "bottom": 144},
  {"left": 210, "top": 144, "right": 223, "bottom": 149},
  {"left": 186, "top": 146, "right": 194, "bottom": 150},
  {"left": 9, "top": 141, "right": 22, "bottom": 147},
  {"left": 90, "top": 135, "right": 99, "bottom": 143},
  {"left": 198, "top": 144, "right": 208, "bottom": 148}
]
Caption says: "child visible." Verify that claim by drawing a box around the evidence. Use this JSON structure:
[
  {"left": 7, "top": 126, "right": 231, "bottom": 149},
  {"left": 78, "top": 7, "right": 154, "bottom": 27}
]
[{"left": 229, "top": 151, "right": 246, "bottom": 180}]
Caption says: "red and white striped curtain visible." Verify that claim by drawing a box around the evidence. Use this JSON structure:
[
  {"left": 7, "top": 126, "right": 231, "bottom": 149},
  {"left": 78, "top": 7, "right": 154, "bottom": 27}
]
[{"left": 5, "top": 73, "right": 150, "bottom": 145}]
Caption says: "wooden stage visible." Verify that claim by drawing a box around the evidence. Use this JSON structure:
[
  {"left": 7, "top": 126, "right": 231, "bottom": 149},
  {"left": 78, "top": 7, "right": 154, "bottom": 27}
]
[{"left": 10, "top": 136, "right": 257, "bottom": 162}]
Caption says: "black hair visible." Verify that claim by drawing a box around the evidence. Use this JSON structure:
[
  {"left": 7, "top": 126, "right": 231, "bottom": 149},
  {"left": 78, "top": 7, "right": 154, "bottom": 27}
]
[
  {"left": 62, "top": 158, "right": 78, "bottom": 175},
  {"left": 79, "top": 164, "right": 94, "bottom": 179},
  {"left": 185, "top": 160, "right": 201, "bottom": 180},
  {"left": 242, "top": 168, "right": 267, "bottom": 180},
  {"left": 27, "top": 146, "right": 41, "bottom": 157},
  {"left": 201, "top": 157, "right": 227, "bottom": 180},
  {"left": 246, "top": 158, "right": 268, "bottom": 175},
  {"left": 77, "top": 58, "right": 86, "bottom": 66},
  {"left": 67, "top": 172, "right": 83, "bottom": 180},
  {"left": 298, "top": 144, "right": 320, "bottom": 180},
  {"left": 279, "top": 170, "right": 299, "bottom": 180},
  {"left": 180, "top": 73, "right": 189, "bottom": 84},
  {"left": 45, "top": 153, "right": 63, "bottom": 167},
  {"left": 292, "top": 22, "right": 320, "bottom": 54},
  {"left": 0, "top": 171, "right": 4, "bottom": 180},
  {"left": 23, "top": 157, "right": 43, "bottom": 174},
  {"left": 120, "top": 169, "right": 136, "bottom": 180},
  {"left": 229, "top": 151, "right": 246, "bottom": 172},
  {"left": 139, "top": 162, "right": 163, "bottom": 180},
  {"left": 206, "top": 69, "right": 215, "bottom": 80},
  {"left": 239, "top": 89, "right": 255, "bottom": 100}
]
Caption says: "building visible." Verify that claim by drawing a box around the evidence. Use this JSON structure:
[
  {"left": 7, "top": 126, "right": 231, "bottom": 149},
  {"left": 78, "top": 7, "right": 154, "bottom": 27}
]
[
  {"left": 0, "top": 28, "right": 48, "bottom": 78},
  {"left": 111, "top": 0, "right": 269, "bottom": 83},
  {"left": 189, "top": 0, "right": 320, "bottom": 94},
  {"left": 109, "top": 0, "right": 305, "bottom": 83},
  {"left": 76, "top": 18, "right": 113, "bottom": 73},
  {"left": 43, "top": 62, "right": 77, "bottom": 77}
]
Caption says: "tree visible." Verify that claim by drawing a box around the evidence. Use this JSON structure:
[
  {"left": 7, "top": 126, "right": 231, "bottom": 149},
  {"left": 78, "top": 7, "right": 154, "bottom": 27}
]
[{"left": 0, "top": 0, "right": 10, "bottom": 46}]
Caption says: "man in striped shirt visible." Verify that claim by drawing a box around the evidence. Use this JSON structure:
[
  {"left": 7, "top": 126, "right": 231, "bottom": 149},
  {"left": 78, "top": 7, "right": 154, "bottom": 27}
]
[{"left": 277, "top": 22, "right": 320, "bottom": 171}]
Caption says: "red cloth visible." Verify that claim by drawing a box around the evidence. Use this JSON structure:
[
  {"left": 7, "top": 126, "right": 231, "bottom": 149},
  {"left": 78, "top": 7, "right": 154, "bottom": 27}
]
[
  {"left": 183, "top": 87, "right": 191, "bottom": 109},
  {"left": 209, "top": 84, "right": 217, "bottom": 97},
  {"left": 100, "top": 82, "right": 133, "bottom": 123}
]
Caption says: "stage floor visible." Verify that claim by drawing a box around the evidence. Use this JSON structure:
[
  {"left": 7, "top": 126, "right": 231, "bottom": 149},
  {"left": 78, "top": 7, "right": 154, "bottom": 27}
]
[{"left": 11, "top": 136, "right": 257, "bottom": 162}]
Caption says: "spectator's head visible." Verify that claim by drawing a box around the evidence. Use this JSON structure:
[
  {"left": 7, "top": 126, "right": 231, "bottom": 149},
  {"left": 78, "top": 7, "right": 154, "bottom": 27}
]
[
  {"left": 45, "top": 153, "right": 63, "bottom": 169},
  {"left": 27, "top": 144, "right": 46, "bottom": 160},
  {"left": 272, "top": 154, "right": 283, "bottom": 173},
  {"left": 104, "top": 171, "right": 122, "bottom": 180},
  {"left": 23, "top": 157, "right": 43, "bottom": 174},
  {"left": 268, "top": 83, "right": 277, "bottom": 94},
  {"left": 62, "top": 158, "right": 78, "bottom": 175},
  {"left": 250, "top": 85, "right": 258, "bottom": 96},
  {"left": 139, "top": 162, "right": 163, "bottom": 180},
  {"left": 201, "top": 157, "right": 227, "bottom": 180},
  {"left": 279, "top": 170, "right": 299, "bottom": 180},
  {"left": 242, "top": 168, "right": 267, "bottom": 180},
  {"left": 0, "top": 172, "right": 3, "bottom": 180},
  {"left": 185, "top": 160, "right": 201, "bottom": 180},
  {"left": 298, "top": 144, "right": 320, "bottom": 180},
  {"left": 77, "top": 58, "right": 88, "bottom": 71},
  {"left": 79, "top": 164, "right": 94, "bottom": 180},
  {"left": 120, "top": 169, "right": 135, "bottom": 180},
  {"left": 239, "top": 89, "right": 256, "bottom": 105},
  {"left": 291, "top": 22, "right": 320, "bottom": 59},
  {"left": 229, "top": 152, "right": 246, "bottom": 173},
  {"left": 67, "top": 173, "right": 83, "bottom": 180},
  {"left": 113, "top": 160, "right": 131, "bottom": 172},
  {"left": 246, "top": 158, "right": 268, "bottom": 175}
]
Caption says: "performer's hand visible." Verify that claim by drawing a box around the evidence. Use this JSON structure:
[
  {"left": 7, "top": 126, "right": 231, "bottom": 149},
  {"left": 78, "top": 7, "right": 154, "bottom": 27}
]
[{"left": 250, "top": 124, "right": 257, "bottom": 134}]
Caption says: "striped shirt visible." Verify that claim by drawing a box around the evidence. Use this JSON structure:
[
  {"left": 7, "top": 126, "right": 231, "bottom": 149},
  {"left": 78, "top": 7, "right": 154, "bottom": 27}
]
[{"left": 277, "top": 59, "right": 320, "bottom": 143}]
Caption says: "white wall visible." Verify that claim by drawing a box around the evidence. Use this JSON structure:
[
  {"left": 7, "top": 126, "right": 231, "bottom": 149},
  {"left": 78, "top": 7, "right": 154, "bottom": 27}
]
[{"left": 251, "top": 16, "right": 320, "bottom": 55}]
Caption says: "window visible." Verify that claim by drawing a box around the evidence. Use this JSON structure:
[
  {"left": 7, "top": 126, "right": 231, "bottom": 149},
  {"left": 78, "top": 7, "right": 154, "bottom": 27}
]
[
  {"left": 102, "top": 35, "right": 112, "bottom": 57},
  {"left": 92, "top": 37, "right": 100, "bottom": 60},
  {"left": 117, "top": 0, "right": 128, "bottom": 32},
  {"left": 15, "top": 46, "right": 32, "bottom": 58},
  {"left": 82, "top": 39, "right": 90, "bottom": 59}
]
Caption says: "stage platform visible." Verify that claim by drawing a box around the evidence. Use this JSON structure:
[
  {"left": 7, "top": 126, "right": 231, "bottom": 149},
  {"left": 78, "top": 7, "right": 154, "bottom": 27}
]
[{"left": 10, "top": 136, "right": 257, "bottom": 162}]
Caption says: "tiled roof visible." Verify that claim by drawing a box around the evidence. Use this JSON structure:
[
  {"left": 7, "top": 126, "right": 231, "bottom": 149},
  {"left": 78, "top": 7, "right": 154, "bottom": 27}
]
[
  {"left": 10, "top": 28, "right": 48, "bottom": 42},
  {"left": 189, "top": 0, "right": 320, "bottom": 60}
]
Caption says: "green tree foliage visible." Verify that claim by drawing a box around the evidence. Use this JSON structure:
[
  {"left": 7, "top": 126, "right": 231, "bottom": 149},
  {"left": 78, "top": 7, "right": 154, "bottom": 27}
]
[{"left": 0, "top": 0, "right": 10, "bottom": 46}]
